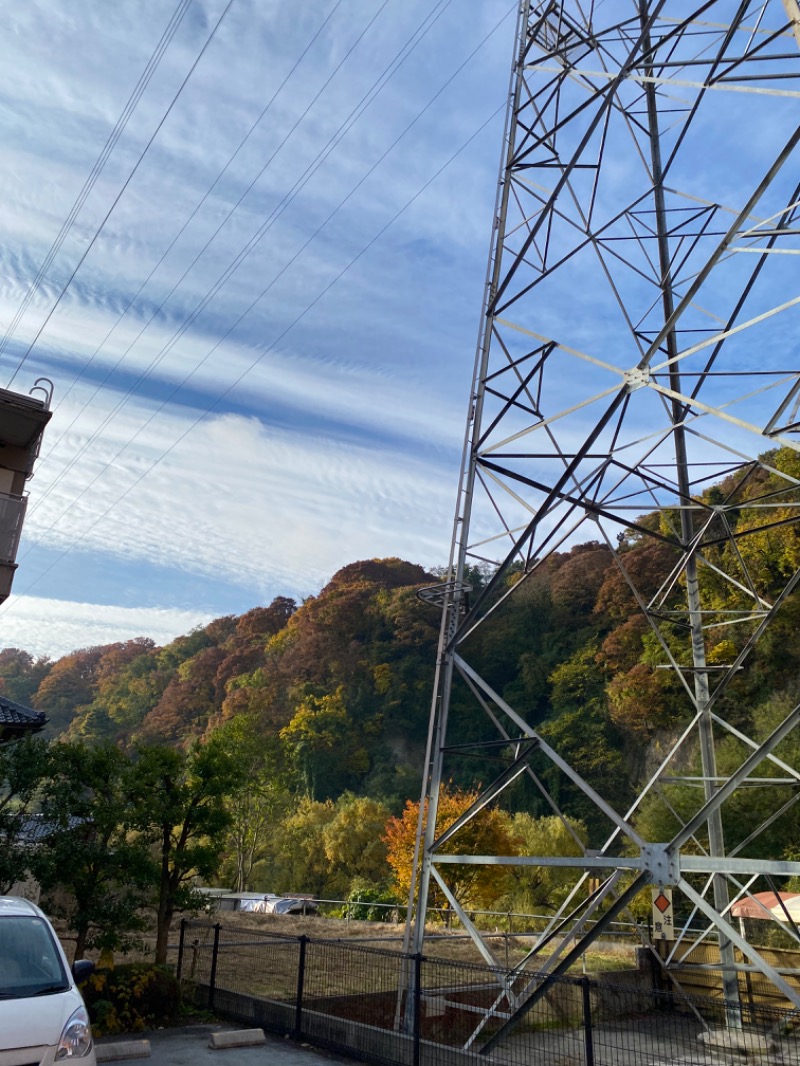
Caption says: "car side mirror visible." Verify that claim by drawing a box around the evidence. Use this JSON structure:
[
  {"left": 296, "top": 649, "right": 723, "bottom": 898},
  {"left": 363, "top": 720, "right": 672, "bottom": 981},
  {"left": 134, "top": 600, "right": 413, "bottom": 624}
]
[{"left": 72, "top": 959, "right": 95, "bottom": 983}]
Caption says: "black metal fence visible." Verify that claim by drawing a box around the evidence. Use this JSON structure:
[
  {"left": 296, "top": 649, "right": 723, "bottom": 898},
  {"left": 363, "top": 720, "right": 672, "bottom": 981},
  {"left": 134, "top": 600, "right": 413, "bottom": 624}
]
[{"left": 177, "top": 919, "right": 798, "bottom": 1065}]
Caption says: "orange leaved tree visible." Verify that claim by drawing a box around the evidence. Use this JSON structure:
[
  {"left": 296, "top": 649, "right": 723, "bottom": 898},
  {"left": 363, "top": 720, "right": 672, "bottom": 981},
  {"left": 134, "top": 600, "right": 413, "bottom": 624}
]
[{"left": 384, "top": 786, "right": 519, "bottom": 914}]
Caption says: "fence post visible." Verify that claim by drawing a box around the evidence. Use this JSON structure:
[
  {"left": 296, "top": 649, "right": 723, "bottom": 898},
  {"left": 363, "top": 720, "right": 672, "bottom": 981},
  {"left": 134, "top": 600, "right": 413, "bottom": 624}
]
[
  {"left": 294, "top": 936, "right": 309, "bottom": 1039},
  {"left": 176, "top": 918, "right": 187, "bottom": 980},
  {"left": 413, "top": 953, "right": 422, "bottom": 1066},
  {"left": 581, "top": 976, "right": 595, "bottom": 1066},
  {"left": 208, "top": 923, "right": 221, "bottom": 1011}
]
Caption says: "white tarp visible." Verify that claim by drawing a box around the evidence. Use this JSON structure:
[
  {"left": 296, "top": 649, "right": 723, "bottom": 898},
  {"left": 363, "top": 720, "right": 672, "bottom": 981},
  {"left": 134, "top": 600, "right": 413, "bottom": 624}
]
[{"left": 239, "top": 895, "right": 318, "bottom": 914}]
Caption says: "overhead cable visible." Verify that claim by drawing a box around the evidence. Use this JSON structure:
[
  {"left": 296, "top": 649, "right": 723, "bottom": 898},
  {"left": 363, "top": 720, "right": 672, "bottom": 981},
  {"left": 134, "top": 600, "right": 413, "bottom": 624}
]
[
  {"left": 6, "top": 0, "right": 239, "bottom": 389},
  {"left": 21, "top": 0, "right": 507, "bottom": 552},
  {"left": 0, "top": 0, "right": 192, "bottom": 367},
  {"left": 40, "top": 0, "right": 346, "bottom": 434},
  {"left": 27, "top": 0, "right": 413, "bottom": 519},
  {"left": 0, "top": 98, "right": 505, "bottom": 620}
]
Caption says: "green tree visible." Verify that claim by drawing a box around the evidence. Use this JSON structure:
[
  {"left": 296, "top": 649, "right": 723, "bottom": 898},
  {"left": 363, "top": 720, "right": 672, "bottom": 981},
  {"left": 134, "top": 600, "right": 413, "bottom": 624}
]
[
  {"left": 320, "top": 793, "right": 391, "bottom": 897},
  {"left": 280, "top": 688, "right": 369, "bottom": 800},
  {"left": 261, "top": 796, "right": 334, "bottom": 896},
  {"left": 257, "top": 792, "right": 391, "bottom": 899},
  {"left": 214, "top": 715, "right": 293, "bottom": 891},
  {"left": 500, "top": 813, "right": 587, "bottom": 915},
  {"left": 129, "top": 740, "right": 244, "bottom": 963},
  {"left": 542, "top": 646, "right": 631, "bottom": 839},
  {"left": 33, "top": 743, "right": 153, "bottom": 959},
  {"left": 0, "top": 736, "right": 50, "bottom": 893},
  {"left": 633, "top": 690, "right": 800, "bottom": 863}
]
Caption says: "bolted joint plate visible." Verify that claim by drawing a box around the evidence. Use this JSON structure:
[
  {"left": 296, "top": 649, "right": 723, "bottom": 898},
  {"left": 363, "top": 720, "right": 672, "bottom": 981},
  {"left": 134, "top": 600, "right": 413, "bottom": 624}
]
[
  {"left": 640, "top": 844, "right": 679, "bottom": 885},
  {"left": 624, "top": 366, "right": 650, "bottom": 391}
]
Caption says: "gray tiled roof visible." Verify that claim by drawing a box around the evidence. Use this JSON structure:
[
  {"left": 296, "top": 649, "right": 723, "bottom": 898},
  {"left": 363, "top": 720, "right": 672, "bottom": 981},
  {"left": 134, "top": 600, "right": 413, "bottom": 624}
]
[
  {"left": 0, "top": 695, "right": 47, "bottom": 740},
  {"left": 17, "top": 813, "right": 86, "bottom": 843}
]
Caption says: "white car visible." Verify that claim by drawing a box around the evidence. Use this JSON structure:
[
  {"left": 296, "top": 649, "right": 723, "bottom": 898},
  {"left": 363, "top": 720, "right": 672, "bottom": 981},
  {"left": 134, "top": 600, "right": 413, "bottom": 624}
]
[{"left": 0, "top": 896, "right": 95, "bottom": 1066}]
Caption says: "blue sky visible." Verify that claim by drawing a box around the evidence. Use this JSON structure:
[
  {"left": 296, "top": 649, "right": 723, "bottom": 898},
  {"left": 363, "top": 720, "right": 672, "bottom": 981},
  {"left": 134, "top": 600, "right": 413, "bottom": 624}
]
[
  {"left": 0, "top": 0, "right": 513, "bottom": 658},
  {"left": 3, "top": 1, "right": 799, "bottom": 662}
]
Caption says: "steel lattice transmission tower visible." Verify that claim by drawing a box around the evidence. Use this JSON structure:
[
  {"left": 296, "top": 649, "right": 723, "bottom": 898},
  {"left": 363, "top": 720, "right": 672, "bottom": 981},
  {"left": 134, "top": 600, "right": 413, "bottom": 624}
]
[{"left": 406, "top": 0, "right": 800, "bottom": 1049}]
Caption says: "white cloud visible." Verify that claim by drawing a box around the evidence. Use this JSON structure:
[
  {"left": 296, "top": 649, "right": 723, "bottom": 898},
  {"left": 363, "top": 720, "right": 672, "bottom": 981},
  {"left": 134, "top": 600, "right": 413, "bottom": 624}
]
[
  {"left": 0, "top": 595, "right": 215, "bottom": 661},
  {"left": 20, "top": 401, "right": 457, "bottom": 598}
]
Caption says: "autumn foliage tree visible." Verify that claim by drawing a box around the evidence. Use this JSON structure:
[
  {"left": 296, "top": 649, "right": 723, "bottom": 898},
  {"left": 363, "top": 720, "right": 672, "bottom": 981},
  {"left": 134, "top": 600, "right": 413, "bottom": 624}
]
[
  {"left": 384, "top": 786, "right": 520, "bottom": 912},
  {"left": 605, "top": 663, "right": 663, "bottom": 734},
  {"left": 34, "top": 645, "right": 108, "bottom": 734},
  {"left": 10, "top": 499, "right": 800, "bottom": 873},
  {"left": 0, "top": 648, "right": 51, "bottom": 705}
]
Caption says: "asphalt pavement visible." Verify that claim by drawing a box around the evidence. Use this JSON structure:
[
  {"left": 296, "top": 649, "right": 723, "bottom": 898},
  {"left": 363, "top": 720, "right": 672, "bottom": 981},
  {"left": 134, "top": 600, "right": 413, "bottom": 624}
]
[{"left": 96, "top": 1024, "right": 348, "bottom": 1066}]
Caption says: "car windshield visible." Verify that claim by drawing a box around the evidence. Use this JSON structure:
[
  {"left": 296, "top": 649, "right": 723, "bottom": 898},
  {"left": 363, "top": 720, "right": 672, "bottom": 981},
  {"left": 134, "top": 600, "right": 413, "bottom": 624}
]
[{"left": 0, "top": 915, "right": 69, "bottom": 998}]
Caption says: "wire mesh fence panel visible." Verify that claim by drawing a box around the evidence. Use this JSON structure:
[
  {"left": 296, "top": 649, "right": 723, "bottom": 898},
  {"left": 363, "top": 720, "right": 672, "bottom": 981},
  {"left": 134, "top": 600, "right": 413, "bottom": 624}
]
[
  {"left": 215, "top": 934, "right": 302, "bottom": 1002},
  {"left": 584, "top": 983, "right": 708, "bottom": 1066},
  {"left": 537, "top": 981, "right": 791, "bottom": 1066},
  {"left": 298, "top": 940, "right": 411, "bottom": 1066},
  {"left": 303, "top": 939, "right": 408, "bottom": 1024},
  {"left": 178, "top": 920, "right": 218, "bottom": 987},
  {"left": 180, "top": 921, "right": 302, "bottom": 1001},
  {"left": 417, "top": 953, "right": 514, "bottom": 1050},
  {"left": 413, "top": 952, "right": 590, "bottom": 1064}
]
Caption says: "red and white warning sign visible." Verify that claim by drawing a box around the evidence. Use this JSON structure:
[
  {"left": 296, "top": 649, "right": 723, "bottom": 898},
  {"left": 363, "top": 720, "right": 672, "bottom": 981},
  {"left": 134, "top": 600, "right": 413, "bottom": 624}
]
[{"left": 651, "top": 886, "right": 674, "bottom": 941}]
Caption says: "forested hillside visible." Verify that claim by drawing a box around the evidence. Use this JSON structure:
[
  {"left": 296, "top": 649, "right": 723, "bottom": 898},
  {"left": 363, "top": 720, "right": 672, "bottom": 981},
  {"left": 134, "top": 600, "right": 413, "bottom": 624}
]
[
  {"left": 3, "top": 557, "right": 440, "bottom": 804},
  {"left": 4, "top": 447, "right": 800, "bottom": 901}
]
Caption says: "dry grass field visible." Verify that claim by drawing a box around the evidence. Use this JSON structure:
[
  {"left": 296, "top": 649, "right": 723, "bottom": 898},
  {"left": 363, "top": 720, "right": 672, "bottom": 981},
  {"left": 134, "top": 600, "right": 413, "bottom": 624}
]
[
  {"left": 185, "top": 909, "right": 637, "bottom": 978},
  {"left": 55, "top": 906, "right": 637, "bottom": 983}
]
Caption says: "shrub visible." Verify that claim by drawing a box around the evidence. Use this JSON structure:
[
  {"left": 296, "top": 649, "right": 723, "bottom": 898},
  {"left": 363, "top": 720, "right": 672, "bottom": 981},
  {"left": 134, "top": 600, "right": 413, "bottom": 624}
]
[
  {"left": 344, "top": 880, "right": 400, "bottom": 922},
  {"left": 81, "top": 964, "right": 181, "bottom": 1035}
]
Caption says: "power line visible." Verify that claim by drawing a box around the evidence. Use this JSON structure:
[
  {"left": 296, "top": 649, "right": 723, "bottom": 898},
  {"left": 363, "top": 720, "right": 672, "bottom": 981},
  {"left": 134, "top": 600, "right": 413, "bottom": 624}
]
[
  {"left": 19, "top": 0, "right": 508, "bottom": 561},
  {"left": 1, "top": 3, "right": 512, "bottom": 620},
  {"left": 28, "top": 0, "right": 387, "bottom": 508},
  {"left": 0, "top": 97, "right": 506, "bottom": 619},
  {"left": 25, "top": 0, "right": 436, "bottom": 524},
  {"left": 0, "top": 0, "right": 192, "bottom": 366},
  {"left": 38, "top": 0, "right": 346, "bottom": 438},
  {"left": 6, "top": 0, "right": 239, "bottom": 389}
]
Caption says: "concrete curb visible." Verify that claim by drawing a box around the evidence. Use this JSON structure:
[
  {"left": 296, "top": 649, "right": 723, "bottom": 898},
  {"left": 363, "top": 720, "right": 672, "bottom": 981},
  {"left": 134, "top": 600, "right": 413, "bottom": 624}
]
[
  {"left": 208, "top": 1029, "right": 267, "bottom": 1049},
  {"left": 96, "top": 1039, "right": 152, "bottom": 1062}
]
